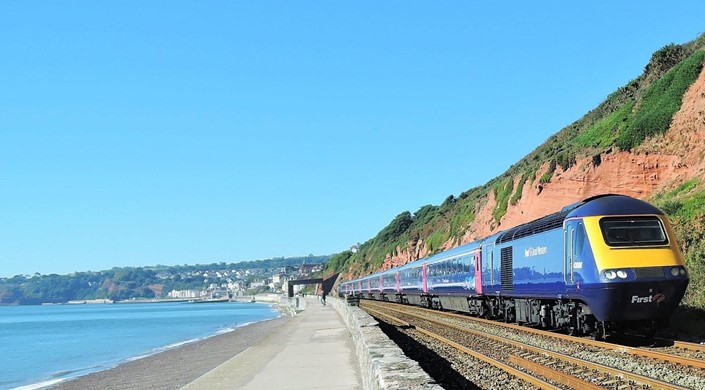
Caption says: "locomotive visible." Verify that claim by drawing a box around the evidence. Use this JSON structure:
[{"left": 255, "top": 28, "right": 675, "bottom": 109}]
[{"left": 340, "top": 194, "right": 689, "bottom": 339}]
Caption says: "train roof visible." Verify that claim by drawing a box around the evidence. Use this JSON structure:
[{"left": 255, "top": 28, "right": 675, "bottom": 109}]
[
  {"left": 494, "top": 194, "right": 661, "bottom": 244},
  {"left": 394, "top": 239, "right": 482, "bottom": 270},
  {"left": 423, "top": 239, "right": 482, "bottom": 264},
  {"left": 567, "top": 194, "right": 663, "bottom": 218}
]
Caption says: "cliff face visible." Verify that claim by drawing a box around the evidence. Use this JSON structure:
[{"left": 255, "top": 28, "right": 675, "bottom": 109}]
[{"left": 380, "top": 62, "right": 705, "bottom": 271}]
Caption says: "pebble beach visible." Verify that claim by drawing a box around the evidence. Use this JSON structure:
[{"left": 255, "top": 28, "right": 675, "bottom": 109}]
[{"left": 49, "top": 316, "right": 291, "bottom": 390}]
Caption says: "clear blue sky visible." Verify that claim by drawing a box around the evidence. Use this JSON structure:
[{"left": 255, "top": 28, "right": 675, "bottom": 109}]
[{"left": 1, "top": 2, "right": 704, "bottom": 277}]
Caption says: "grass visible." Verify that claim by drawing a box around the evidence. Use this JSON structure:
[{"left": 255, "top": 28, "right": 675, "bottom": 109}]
[
  {"left": 617, "top": 51, "right": 705, "bottom": 150},
  {"left": 510, "top": 173, "right": 528, "bottom": 206},
  {"left": 492, "top": 178, "right": 514, "bottom": 224},
  {"left": 575, "top": 101, "right": 634, "bottom": 149},
  {"left": 651, "top": 180, "right": 705, "bottom": 308}
]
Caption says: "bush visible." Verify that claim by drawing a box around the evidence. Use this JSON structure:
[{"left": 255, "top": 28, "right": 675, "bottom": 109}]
[
  {"left": 661, "top": 200, "right": 683, "bottom": 215},
  {"left": 510, "top": 173, "right": 528, "bottom": 206},
  {"left": 539, "top": 160, "right": 557, "bottom": 184}
]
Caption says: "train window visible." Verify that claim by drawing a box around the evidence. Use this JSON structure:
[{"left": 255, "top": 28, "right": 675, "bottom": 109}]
[
  {"left": 600, "top": 217, "right": 668, "bottom": 247},
  {"left": 574, "top": 222, "right": 586, "bottom": 256}
]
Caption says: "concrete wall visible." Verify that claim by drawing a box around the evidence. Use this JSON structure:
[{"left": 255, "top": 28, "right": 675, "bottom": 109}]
[{"left": 330, "top": 297, "right": 442, "bottom": 390}]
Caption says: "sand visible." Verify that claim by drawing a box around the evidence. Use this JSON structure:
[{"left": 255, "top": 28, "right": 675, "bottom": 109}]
[{"left": 49, "top": 316, "right": 292, "bottom": 390}]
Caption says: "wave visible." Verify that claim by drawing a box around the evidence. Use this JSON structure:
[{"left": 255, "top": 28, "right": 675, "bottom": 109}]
[
  {"left": 10, "top": 366, "right": 102, "bottom": 390},
  {"left": 11, "top": 378, "right": 66, "bottom": 390},
  {"left": 50, "top": 370, "right": 76, "bottom": 378}
]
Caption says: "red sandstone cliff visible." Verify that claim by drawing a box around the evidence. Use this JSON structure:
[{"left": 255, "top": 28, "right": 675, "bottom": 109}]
[{"left": 379, "top": 62, "right": 705, "bottom": 272}]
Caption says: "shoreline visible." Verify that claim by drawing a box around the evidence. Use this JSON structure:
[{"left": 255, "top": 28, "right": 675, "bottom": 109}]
[
  {"left": 41, "top": 314, "right": 292, "bottom": 390},
  {"left": 5, "top": 298, "right": 294, "bottom": 390}
]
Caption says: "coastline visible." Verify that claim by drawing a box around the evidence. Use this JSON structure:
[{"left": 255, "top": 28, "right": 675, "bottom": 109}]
[{"left": 43, "top": 315, "right": 292, "bottom": 390}]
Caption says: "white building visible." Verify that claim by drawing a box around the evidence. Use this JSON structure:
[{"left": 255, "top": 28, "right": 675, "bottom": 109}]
[{"left": 168, "top": 289, "right": 200, "bottom": 299}]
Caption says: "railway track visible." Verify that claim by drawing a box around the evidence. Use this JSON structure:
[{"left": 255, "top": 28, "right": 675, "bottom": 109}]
[{"left": 361, "top": 300, "right": 705, "bottom": 389}]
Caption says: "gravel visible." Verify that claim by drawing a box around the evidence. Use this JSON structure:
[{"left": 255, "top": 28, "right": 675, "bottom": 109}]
[{"left": 365, "top": 301, "right": 705, "bottom": 390}]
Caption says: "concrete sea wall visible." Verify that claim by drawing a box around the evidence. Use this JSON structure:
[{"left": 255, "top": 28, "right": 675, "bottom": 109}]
[{"left": 330, "top": 297, "right": 442, "bottom": 390}]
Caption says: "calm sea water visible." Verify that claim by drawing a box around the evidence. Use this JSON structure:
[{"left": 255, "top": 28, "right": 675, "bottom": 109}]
[{"left": 0, "top": 301, "right": 280, "bottom": 390}]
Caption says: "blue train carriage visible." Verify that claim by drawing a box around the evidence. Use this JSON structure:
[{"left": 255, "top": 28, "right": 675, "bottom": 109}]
[
  {"left": 338, "top": 280, "right": 347, "bottom": 297},
  {"left": 486, "top": 194, "right": 688, "bottom": 338},
  {"left": 396, "top": 259, "right": 425, "bottom": 305},
  {"left": 421, "top": 241, "right": 483, "bottom": 312},
  {"left": 362, "top": 272, "right": 381, "bottom": 300},
  {"left": 379, "top": 266, "right": 398, "bottom": 301},
  {"left": 340, "top": 280, "right": 354, "bottom": 297}
]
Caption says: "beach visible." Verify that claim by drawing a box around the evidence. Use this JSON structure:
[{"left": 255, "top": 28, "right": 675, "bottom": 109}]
[{"left": 49, "top": 316, "right": 292, "bottom": 390}]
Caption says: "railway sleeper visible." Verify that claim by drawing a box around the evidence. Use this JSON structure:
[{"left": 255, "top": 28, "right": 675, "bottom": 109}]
[{"left": 355, "top": 293, "right": 621, "bottom": 339}]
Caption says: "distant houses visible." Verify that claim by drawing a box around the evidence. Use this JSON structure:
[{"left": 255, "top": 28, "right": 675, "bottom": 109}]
[{"left": 167, "top": 289, "right": 201, "bottom": 299}]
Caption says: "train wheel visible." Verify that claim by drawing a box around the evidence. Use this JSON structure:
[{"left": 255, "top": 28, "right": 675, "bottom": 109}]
[{"left": 593, "top": 322, "right": 607, "bottom": 341}]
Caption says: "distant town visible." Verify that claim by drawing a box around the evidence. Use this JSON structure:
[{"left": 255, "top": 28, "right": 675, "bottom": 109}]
[
  {"left": 0, "top": 255, "right": 330, "bottom": 305},
  {"left": 164, "top": 260, "right": 325, "bottom": 301}
]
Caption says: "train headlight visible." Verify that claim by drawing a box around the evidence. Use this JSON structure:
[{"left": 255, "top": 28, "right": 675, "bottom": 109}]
[
  {"left": 670, "top": 267, "right": 680, "bottom": 277},
  {"left": 680, "top": 268, "right": 687, "bottom": 276},
  {"left": 616, "top": 270, "right": 628, "bottom": 279},
  {"left": 604, "top": 270, "right": 617, "bottom": 280}
]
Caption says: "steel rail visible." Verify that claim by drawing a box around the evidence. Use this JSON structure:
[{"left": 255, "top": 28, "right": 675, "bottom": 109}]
[
  {"left": 508, "top": 355, "right": 603, "bottom": 390},
  {"left": 363, "top": 299, "right": 705, "bottom": 369},
  {"left": 364, "top": 306, "right": 562, "bottom": 390},
  {"left": 660, "top": 338, "right": 705, "bottom": 353},
  {"left": 363, "top": 301, "right": 690, "bottom": 390}
]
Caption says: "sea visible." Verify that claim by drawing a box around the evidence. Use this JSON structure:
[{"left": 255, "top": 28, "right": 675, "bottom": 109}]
[{"left": 0, "top": 301, "right": 280, "bottom": 390}]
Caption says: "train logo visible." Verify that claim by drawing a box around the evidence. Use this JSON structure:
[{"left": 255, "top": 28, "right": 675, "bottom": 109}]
[{"left": 632, "top": 293, "right": 667, "bottom": 304}]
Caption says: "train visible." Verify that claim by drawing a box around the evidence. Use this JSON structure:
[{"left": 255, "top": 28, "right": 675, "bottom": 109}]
[{"left": 339, "top": 194, "right": 689, "bottom": 339}]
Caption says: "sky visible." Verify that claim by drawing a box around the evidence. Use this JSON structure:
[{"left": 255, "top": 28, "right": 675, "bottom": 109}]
[{"left": 1, "top": 2, "right": 705, "bottom": 277}]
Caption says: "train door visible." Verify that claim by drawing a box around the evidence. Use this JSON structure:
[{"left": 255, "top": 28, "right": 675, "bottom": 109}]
[
  {"left": 482, "top": 242, "right": 495, "bottom": 292},
  {"left": 564, "top": 221, "right": 577, "bottom": 286},
  {"left": 422, "top": 263, "right": 428, "bottom": 293},
  {"left": 474, "top": 251, "right": 483, "bottom": 294}
]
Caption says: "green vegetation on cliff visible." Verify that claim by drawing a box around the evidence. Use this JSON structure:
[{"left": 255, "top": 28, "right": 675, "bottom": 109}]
[
  {"left": 617, "top": 50, "right": 705, "bottom": 150},
  {"left": 652, "top": 179, "right": 705, "bottom": 308}
]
